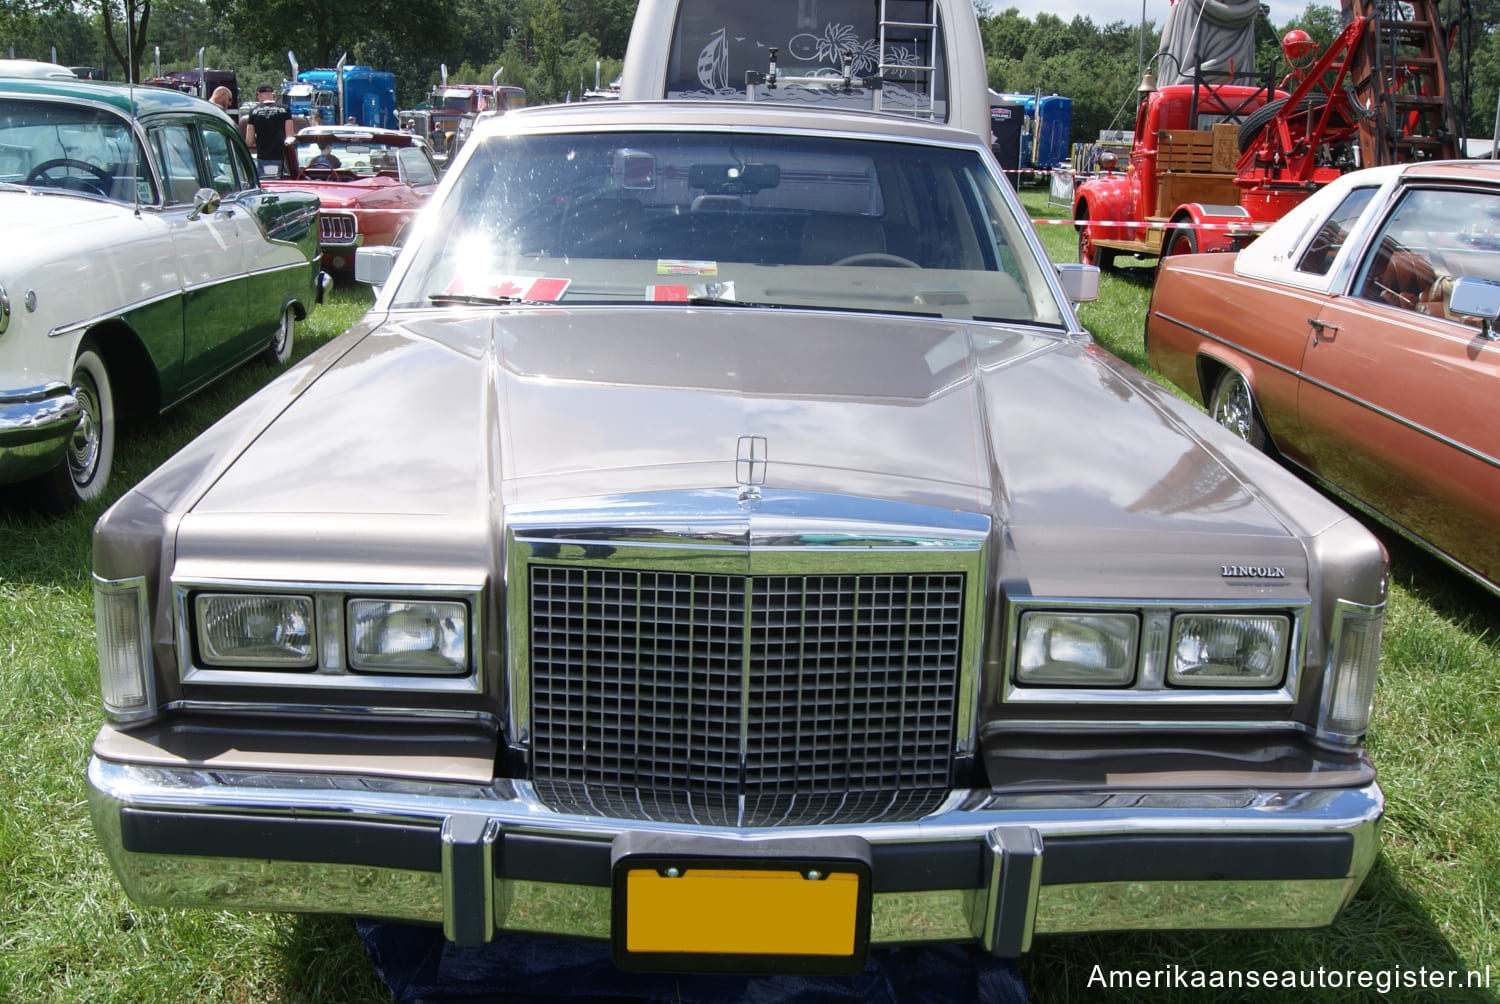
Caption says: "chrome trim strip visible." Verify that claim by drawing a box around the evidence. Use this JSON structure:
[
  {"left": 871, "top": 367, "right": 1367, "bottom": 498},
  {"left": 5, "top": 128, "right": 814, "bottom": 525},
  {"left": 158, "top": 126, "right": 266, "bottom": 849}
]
[
  {"left": 89, "top": 756, "right": 1383, "bottom": 844},
  {"left": 49, "top": 286, "right": 181, "bottom": 339},
  {"left": 162, "top": 700, "right": 502, "bottom": 725},
  {"left": 1002, "top": 596, "right": 1308, "bottom": 705},
  {"left": 173, "top": 577, "right": 485, "bottom": 695},
  {"left": 1154, "top": 309, "right": 1500, "bottom": 472}
]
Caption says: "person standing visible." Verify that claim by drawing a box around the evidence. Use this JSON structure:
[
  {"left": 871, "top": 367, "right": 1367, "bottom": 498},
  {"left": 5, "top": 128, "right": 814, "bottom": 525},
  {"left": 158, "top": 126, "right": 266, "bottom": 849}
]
[
  {"left": 244, "top": 84, "right": 295, "bottom": 178},
  {"left": 209, "top": 86, "right": 234, "bottom": 113}
]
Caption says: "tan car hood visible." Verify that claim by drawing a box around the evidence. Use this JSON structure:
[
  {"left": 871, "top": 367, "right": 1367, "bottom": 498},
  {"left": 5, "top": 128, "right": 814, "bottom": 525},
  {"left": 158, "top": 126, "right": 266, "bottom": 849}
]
[{"left": 188, "top": 308, "right": 1323, "bottom": 579}]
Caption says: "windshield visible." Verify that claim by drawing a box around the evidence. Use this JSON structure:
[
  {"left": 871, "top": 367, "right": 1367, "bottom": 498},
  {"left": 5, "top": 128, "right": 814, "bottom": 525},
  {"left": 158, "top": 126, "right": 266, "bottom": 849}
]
[
  {"left": 389, "top": 129, "right": 1065, "bottom": 325},
  {"left": 296, "top": 139, "right": 412, "bottom": 178},
  {"left": 0, "top": 97, "right": 153, "bottom": 202}
]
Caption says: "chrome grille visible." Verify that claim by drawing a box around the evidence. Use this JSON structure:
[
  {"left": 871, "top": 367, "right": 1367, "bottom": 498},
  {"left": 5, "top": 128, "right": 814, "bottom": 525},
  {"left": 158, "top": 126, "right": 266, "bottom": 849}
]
[
  {"left": 528, "top": 565, "right": 963, "bottom": 826},
  {"left": 319, "top": 213, "right": 357, "bottom": 244}
]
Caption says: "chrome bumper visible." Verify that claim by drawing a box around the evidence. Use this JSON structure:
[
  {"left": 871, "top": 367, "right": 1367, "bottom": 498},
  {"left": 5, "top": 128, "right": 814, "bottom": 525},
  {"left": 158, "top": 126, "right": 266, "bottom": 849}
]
[
  {"left": 87, "top": 756, "right": 1383, "bottom": 957},
  {"left": 0, "top": 383, "right": 80, "bottom": 482}
]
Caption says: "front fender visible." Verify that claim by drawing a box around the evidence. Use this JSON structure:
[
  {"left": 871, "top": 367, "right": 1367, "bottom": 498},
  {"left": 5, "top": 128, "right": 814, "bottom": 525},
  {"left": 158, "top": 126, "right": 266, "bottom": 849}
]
[
  {"left": 1073, "top": 174, "right": 1133, "bottom": 242},
  {"left": 1172, "top": 203, "right": 1253, "bottom": 255}
]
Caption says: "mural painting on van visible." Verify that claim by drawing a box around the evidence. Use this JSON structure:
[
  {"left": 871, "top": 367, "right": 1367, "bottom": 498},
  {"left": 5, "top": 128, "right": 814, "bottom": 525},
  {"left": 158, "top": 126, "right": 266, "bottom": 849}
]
[{"left": 672, "top": 0, "right": 940, "bottom": 116}]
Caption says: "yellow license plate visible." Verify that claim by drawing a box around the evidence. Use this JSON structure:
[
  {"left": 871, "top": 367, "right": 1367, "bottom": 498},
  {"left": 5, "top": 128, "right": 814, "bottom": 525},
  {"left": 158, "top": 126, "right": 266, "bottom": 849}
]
[{"left": 613, "top": 858, "right": 871, "bottom": 973}]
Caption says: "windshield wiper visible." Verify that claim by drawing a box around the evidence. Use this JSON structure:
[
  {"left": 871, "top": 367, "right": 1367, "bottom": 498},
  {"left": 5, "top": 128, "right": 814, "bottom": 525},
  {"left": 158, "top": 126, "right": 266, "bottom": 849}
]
[{"left": 428, "top": 292, "right": 534, "bottom": 306}]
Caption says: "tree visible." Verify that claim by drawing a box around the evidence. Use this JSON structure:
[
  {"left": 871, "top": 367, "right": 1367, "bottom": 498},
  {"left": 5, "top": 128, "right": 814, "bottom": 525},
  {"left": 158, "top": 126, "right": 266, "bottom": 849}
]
[
  {"left": 96, "top": 0, "right": 152, "bottom": 81},
  {"left": 217, "top": 0, "right": 460, "bottom": 72}
]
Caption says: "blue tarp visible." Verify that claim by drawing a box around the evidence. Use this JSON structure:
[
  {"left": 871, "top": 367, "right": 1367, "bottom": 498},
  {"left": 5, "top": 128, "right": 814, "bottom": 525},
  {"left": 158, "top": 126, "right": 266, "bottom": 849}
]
[{"left": 358, "top": 921, "right": 1029, "bottom": 1004}]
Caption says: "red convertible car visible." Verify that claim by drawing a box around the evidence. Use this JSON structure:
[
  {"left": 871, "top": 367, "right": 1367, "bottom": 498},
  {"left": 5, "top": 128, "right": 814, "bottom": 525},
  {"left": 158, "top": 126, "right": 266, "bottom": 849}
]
[
  {"left": 1147, "top": 159, "right": 1500, "bottom": 595},
  {"left": 267, "top": 126, "right": 441, "bottom": 274}
]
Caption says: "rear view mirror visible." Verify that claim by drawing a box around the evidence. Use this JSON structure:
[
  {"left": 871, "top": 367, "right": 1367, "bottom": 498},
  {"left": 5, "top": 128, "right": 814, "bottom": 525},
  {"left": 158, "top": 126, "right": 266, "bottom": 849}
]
[
  {"left": 615, "top": 150, "right": 656, "bottom": 190},
  {"left": 1054, "top": 263, "right": 1099, "bottom": 303},
  {"left": 355, "top": 245, "right": 400, "bottom": 287},
  {"left": 688, "top": 162, "right": 780, "bottom": 195},
  {"left": 1447, "top": 276, "right": 1500, "bottom": 339}
]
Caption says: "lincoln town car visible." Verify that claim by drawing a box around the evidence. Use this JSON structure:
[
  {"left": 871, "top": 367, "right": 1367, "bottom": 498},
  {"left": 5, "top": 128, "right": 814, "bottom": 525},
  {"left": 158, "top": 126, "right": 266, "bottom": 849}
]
[{"left": 87, "top": 100, "right": 1388, "bottom": 973}]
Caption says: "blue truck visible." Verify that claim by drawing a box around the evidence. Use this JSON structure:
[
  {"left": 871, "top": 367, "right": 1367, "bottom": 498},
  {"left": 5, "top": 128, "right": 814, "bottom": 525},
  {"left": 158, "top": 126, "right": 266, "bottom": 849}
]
[
  {"left": 281, "top": 54, "right": 397, "bottom": 129},
  {"left": 988, "top": 91, "right": 1071, "bottom": 184}
]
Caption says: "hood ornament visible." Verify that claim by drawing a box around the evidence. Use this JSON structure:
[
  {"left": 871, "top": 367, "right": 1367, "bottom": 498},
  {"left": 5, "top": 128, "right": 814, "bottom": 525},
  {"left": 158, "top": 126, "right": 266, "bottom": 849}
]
[{"left": 736, "top": 435, "right": 767, "bottom": 504}]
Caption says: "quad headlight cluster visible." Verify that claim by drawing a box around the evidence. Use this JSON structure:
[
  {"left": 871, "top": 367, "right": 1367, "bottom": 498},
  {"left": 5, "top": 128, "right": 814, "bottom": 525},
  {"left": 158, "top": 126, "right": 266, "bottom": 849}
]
[
  {"left": 1012, "top": 604, "right": 1297, "bottom": 695},
  {"left": 192, "top": 592, "right": 471, "bottom": 676}
]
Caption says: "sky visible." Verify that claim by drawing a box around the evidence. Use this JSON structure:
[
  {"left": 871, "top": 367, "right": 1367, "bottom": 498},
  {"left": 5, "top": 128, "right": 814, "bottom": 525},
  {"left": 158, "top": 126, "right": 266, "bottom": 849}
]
[{"left": 987, "top": 0, "right": 1313, "bottom": 34}]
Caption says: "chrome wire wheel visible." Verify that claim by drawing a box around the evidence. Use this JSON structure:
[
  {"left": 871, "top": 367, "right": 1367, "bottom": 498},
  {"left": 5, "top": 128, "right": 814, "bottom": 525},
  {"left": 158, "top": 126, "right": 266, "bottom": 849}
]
[{"left": 1209, "top": 369, "right": 1268, "bottom": 452}]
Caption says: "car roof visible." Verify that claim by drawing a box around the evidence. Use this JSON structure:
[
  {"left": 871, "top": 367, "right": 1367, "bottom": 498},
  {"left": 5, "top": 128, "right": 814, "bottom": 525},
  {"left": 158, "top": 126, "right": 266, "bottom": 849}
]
[
  {"left": 0, "top": 58, "right": 77, "bottom": 79},
  {"left": 474, "top": 99, "right": 986, "bottom": 148},
  {"left": 1396, "top": 158, "right": 1500, "bottom": 184},
  {"left": 0, "top": 74, "right": 221, "bottom": 117}
]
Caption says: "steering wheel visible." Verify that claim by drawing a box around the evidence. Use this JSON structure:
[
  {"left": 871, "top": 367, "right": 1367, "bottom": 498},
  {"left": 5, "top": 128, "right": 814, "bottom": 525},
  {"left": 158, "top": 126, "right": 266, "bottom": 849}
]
[
  {"left": 25, "top": 158, "right": 113, "bottom": 196},
  {"left": 830, "top": 252, "right": 921, "bottom": 268}
]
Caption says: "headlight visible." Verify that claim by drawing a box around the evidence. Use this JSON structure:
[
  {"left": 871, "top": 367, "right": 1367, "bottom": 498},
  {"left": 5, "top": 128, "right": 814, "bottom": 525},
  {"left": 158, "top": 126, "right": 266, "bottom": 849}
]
[
  {"left": 94, "top": 575, "right": 155, "bottom": 719},
  {"left": 1167, "top": 613, "right": 1289, "bottom": 687},
  {"left": 1016, "top": 612, "right": 1138, "bottom": 686},
  {"left": 348, "top": 598, "right": 468, "bottom": 674},
  {"left": 196, "top": 593, "right": 315, "bottom": 668}
]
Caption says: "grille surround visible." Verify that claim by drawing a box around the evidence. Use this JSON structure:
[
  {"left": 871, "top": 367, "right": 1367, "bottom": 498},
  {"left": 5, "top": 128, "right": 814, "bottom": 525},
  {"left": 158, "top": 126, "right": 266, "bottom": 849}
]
[{"left": 512, "top": 529, "right": 985, "bottom": 828}]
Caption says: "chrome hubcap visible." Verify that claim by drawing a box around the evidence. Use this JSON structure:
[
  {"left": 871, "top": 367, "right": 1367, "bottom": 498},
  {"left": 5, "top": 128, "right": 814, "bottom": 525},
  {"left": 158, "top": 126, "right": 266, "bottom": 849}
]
[{"left": 69, "top": 381, "right": 100, "bottom": 485}]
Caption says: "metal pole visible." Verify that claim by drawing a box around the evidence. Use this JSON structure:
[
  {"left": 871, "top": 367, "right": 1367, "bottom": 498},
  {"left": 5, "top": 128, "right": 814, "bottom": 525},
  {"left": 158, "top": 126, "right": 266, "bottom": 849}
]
[
  {"left": 1492, "top": 84, "right": 1498, "bottom": 159},
  {"left": 1139, "top": 0, "right": 1146, "bottom": 84}
]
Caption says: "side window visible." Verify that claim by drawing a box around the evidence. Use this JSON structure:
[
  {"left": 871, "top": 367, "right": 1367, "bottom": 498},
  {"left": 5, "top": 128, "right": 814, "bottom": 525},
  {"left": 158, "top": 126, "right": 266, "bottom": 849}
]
[
  {"left": 200, "top": 124, "right": 245, "bottom": 195},
  {"left": 399, "top": 147, "right": 437, "bottom": 186},
  {"left": 150, "top": 123, "right": 202, "bottom": 205},
  {"left": 1296, "top": 187, "right": 1375, "bottom": 276},
  {"left": 1356, "top": 188, "right": 1500, "bottom": 319}
]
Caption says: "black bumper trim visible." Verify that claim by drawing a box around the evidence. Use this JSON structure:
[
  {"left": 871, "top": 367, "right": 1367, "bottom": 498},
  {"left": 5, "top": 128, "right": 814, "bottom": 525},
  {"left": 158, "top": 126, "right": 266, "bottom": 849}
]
[
  {"left": 1039, "top": 833, "right": 1354, "bottom": 885},
  {"left": 118, "top": 810, "right": 1354, "bottom": 890}
]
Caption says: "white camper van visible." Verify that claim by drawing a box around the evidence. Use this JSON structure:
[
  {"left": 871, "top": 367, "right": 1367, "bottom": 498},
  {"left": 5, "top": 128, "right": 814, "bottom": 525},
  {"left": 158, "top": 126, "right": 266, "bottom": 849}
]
[{"left": 619, "top": 0, "right": 992, "bottom": 141}]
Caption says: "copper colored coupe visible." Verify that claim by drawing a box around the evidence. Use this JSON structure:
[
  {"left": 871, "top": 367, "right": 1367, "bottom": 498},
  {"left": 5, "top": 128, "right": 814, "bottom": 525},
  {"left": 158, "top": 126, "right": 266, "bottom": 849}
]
[{"left": 1148, "top": 160, "right": 1500, "bottom": 595}]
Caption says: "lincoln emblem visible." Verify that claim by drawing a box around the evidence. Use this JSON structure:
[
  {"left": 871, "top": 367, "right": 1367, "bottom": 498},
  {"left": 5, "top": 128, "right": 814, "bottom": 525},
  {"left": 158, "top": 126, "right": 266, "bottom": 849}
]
[{"left": 736, "top": 435, "right": 767, "bottom": 501}]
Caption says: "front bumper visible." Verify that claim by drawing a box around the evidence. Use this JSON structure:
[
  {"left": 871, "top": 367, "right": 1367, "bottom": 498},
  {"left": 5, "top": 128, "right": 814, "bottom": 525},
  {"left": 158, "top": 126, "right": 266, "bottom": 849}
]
[
  {"left": 87, "top": 754, "right": 1382, "bottom": 958},
  {"left": 0, "top": 382, "right": 80, "bottom": 483}
]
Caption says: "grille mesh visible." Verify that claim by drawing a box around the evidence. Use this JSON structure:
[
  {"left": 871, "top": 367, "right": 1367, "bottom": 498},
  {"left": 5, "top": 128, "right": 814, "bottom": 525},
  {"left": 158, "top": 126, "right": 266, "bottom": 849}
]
[{"left": 529, "top": 565, "right": 963, "bottom": 826}]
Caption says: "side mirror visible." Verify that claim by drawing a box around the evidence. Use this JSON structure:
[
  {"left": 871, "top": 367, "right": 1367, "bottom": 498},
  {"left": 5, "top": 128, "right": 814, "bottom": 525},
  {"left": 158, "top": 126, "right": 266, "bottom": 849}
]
[
  {"left": 1055, "top": 262, "right": 1100, "bottom": 303},
  {"left": 188, "top": 187, "right": 222, "bottom": 220},
  {"left": 355, "top": 245, "right": 400, "bottom": 287},
  {"left": 1447, "top": 276, "right": 1500, "bottom": 339}
]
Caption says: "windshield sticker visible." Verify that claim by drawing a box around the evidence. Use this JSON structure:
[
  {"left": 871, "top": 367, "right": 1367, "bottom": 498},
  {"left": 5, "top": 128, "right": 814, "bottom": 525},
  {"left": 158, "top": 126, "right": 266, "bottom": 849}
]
[
  {"left": 657, "top": 259, "right": 719, "bottom": 276},
  {"left": 647, "top": 281, "right": 736, "bottom": 302},
  {"left": 443, "top": 276, "right": 571, "bottom": 301}
]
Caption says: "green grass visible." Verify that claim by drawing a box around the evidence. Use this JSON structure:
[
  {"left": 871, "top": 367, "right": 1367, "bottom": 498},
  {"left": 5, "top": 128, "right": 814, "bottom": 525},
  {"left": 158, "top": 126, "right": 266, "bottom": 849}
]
[{"left": 1, "top": 213, "right": 1497, "bottom": 1001}]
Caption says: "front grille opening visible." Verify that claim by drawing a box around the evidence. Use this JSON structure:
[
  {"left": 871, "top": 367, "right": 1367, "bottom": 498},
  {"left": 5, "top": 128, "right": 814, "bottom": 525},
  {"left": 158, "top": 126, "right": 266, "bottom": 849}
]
[{"left": 529, "top": 565, "right": 962, "bottom": 826}]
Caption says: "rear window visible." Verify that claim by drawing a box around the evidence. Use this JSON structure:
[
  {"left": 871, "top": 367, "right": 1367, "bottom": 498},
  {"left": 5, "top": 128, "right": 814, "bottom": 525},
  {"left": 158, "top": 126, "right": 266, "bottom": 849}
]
[{"left": 665, "top": 0, "right": 948, "bottom": 121}]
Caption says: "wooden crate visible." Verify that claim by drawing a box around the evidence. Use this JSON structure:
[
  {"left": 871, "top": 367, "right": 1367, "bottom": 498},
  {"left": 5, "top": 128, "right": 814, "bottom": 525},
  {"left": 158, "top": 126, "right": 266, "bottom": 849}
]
[
  {"left": 1155, "top": 172, "right": 1243, "bottom": 217},
  {"left": 1156, "top": 130, "right": 1216, "bottom": 173}
]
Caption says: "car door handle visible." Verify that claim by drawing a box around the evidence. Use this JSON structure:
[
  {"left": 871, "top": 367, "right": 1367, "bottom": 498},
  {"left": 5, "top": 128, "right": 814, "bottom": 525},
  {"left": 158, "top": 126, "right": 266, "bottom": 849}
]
[{"left": 1308, "top": 318, "right": 1339, "bottom": 343}]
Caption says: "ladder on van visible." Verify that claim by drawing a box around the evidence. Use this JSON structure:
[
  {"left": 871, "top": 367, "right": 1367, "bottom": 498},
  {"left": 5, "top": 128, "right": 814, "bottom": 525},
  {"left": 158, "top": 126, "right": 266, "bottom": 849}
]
[
  {"left": 1342, "top": 0, "right": 1462, "bottom": 165},
  {"left": 874, "top": 0, "right": 938, "bottom": 120}
]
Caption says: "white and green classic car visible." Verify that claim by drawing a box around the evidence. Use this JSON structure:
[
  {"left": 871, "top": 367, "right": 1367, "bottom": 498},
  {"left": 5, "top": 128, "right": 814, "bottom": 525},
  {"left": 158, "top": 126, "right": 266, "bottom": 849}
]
[{"left": 0, "top": 67, "right": 323, "bottom": 510}]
